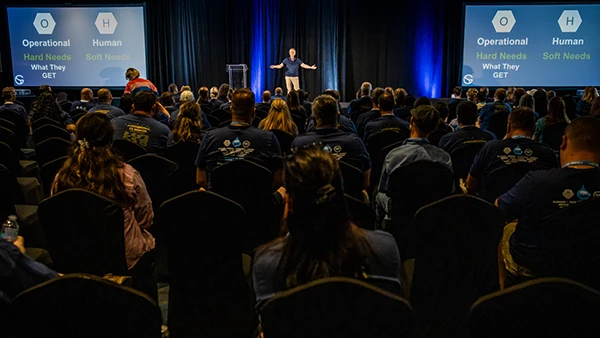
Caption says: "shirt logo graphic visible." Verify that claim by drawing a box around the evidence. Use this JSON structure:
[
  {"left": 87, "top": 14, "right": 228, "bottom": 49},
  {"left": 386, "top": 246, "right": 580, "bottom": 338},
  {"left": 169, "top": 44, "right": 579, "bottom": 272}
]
[
  {"left": 594, "top": 191, "right": 600, "bottom": 198},
  {"left": 323, "top": 145, "right": 333, "bottom": 152},
  {"left": 524, "top": 149, "right": 533, "bottom": 156},
  {"left": 224, "top": 140, "right": 231, "bottom": 147},
  {"left": 562, "top": 189, "right": 574, "bottom": 199},
  {"left": 503, "top": 147, "right": 511, "bottom": 154},
  {"left": 243, "top": 140, "right": 250, "bottom": 148},
  {"left": 513, "top": 145, "right": 523, "bottom": 156},
  {"left": 333, "top": 145, "right": 342, "bottom": 153},
  {"left": 232, "top": 137, "right": 242, "bottom": 148},
  {"left": 578, "top": 185, "right": 591, "bottom": 200}
]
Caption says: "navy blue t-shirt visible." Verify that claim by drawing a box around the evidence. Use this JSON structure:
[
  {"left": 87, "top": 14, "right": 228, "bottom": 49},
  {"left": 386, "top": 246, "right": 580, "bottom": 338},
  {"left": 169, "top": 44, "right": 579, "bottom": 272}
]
[
  {"left": 0, "top": 103, "right": 28, "bottom": 122},
  {"left": 356, "top": 109, "right": 380, "bottom": 139},
  {"left": 195, "top": 124, "right": 283, "bottom": 175},
  {"left": 88, "top": 103, "right": 125, "bottom": 119},
  {"left": 306, "top": 115, "right": 357, "bottom": 135},
  {"left": 364, "top": 115, "right": 410, "bottom": 142},
  {"left": 291, "top": 128, "right": 371, "bottom": 171},
  {"left": 70, "top": 100, "right": 97, "bottom": 113},
  {"left": 111, "top": 113, "right": 170, "bottom": 154},
  {"left": 498, "top": 167, "right": 600, "bottom": 269},
  {"left": 282, "top": 58, "right": 303, "bottom": 77},
  {"left": 438, "top": 125, "right": 496, "bottom": 154}
]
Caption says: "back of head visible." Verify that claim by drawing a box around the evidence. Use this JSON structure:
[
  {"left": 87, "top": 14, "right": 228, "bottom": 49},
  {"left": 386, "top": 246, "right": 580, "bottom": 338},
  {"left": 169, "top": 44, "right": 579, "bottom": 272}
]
[
  {"left": 322, "top": 89, "right": 340, "bottom": 102},
  {"left": 39, "top": 84, "right": 52, "bottom": 94},
  {"left": 547, "top": 90, "right": 556, "bottom": 100},
  {"left": 411, "top": 105, "right": 440, "bottom": 134},
  {"left": 404, "top": 95, "right": 416, "bottom": 107},
  {"left": 168, "top": 83, "right": 178, "bottom": 93},
  {"left": 519, "top": 94, "right": 535, "bottom": 110},
  {"left": 263, "top": 99, "right": 296, "bottom": 135},
  {"left": 563, "top": 94, "right": 578, "bottom": 119},
  {"left": 81, "top": 88, "right": 93, "bottom": 100},
  {"left": 210, "top": 87, "right": 218, "bottom": 98},
  {"left": 125, "top": 68, "right": 140, "bottom": 81},
  {"left": 262, "top": 90, "right": 272, "bottom": 102},
  {"left": 31, "top": 92, "right": 61, "bottom": 121},
  {"left": 74, "top": 112, "right": 113, "bottom": 147},
  {"left": 414, "top": 96, "right": 432, "bottom": 108},
  {"left": 159, "top": 92, "right": 175, "bottom": 107},
  {"left": 286, "top": 90, "right": 301, "bottom": 110},
  {"left": 231, "top": 88, "right": 255, "bottom": 118},
  {"left": 453, "top": 86, "right": 463, "bottom": 97},
  {"left": 2, "top": 87, "right": 15, "bottom": 101},
  {"left": 590, "top": 97, "right": 600, "bottom": 118},
  {"left": 548, "top": 96, "right": 568, "bottom": 123},
  {"left": 198, "top": 87, "right": 210, "bottom": 102},
  {"left": 467, "top": 88, "right": 478, "bottom": 102},
  {"left": 179, "top": 90, "right": 195, "bottom": 103},
  {"left": 181, "top": 85, "right": 191, "bottom": 93},
  {"left": 371, "top": 87, "right": 385, "bottom": 105},
  {"left": 533, "top": 89, "right": 548, "bottom": 115},
  {"left": 119, "top": 93, "right": 134, "bottom": 114},
  {"left": 435, "top": 101, "right": 449, "bottom": 121},
  {"left": 133, "top": 91, "right": 157, "bottom": 113},
  {"left": 457, "top": 101, "right": 478, "bottom": 125},
  {"left": 218, "top": 83, "right": 230, "bottom": 99},
  {"left": 172, "top": 101, "right": 203, "bottom": 143},
  {"left": 476, "top": 91, "right": 487, "bottom": 104},
  {"left": 394, "top": 88, "right": 407, "bottom": 106},
  {"left": 312, "top": 94, "right": 339, "bottom": 126},
  {"left": 97, "top": 88, "right": 112, "bottom": 103},
  {"left": 565, "top": 116, "right": 600, "bottom": 153},
  {"left": 480, "top": 87, "right": 489, "bottom": 97},
  {"left": 360, "top": 82, "right": 372, "bottom": 96},
  {"left": 583, "top": 86, "right": 599, "bottom": 103},
  {"left": 275, "top": 87, "right": 283, "bottom": 95},
  {"left": 494, "top": 88, "right": 507, "bottom": 101},
  {"left": 513, "top": 88, "right": 526, "bottom": 104},
  {"left": 508, "top": 107, "right": 535, "bottom": 132},
  {"left": 378, "top": 92, "right": 394, "bottom": 112}
]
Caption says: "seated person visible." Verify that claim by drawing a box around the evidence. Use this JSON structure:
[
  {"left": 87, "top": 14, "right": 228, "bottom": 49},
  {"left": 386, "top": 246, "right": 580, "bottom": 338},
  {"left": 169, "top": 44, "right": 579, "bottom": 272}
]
[
  {"left": 376, "top": 105, "right": 452, "bottom": 220},
  {"left": 195, "top": 88, "right": 283, "bottom": 189},
  {"left": 497, "top": 116, "right": 600, "bottom": 280},
  {"left": 253, "top": 146, "right": 402, "bottom": 311},
  {"left": 363, "top": 92, "right": 409, "bottom": 141},
  {"left": 30, "top": 92, "right": 75, "bottom": 132},
  {"left": 52, "top": 113, "right": 157, "bottom": 300},
  {"left": 258, "top": 99, "right": 299, "bottom": 136},
  {"left": 466, "top": 107, "right": 559, "bottom": 200},
  {"left": 167, "top": 101, "right": 205, "bottom": 147},
  {"left": 394, "top": 95, "right": 428, "bottom": 121},
  {"left": 438, "top": 101, "right": 496, "bottom": 154},
  {"left": 88, "top": 88, "right": 125, "bottom": 119},
  {"left": 70, "top": 88, "right": 97, "bottom": 113},
  {"left": 292, "top": 94, "right": 371, "bottom": 189},
  {"left": 356, "top": 87, "right": 385, "bottom": 139},
  {"left": 169, "top": 90, "right": 210, "bottom": 130},
  {"left": 112, "top": 91, "right": 170, "bottom": 155},
  {"left": 477, "top": 88, "right": 512, "bottom": 131}
]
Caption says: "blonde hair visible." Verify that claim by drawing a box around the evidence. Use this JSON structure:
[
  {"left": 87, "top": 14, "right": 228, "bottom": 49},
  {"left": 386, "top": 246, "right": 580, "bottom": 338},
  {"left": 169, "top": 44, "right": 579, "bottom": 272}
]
[
  {"left": 172, "top": 102, "right": 204, "bottom": 144},
  {"left": 125, "top": 68, "right": 140, "bottom": 80},
  {"left": 467, "top": 88, "right": 479, "bottom": 102},
  {"left": 583, "top": 86, "right": 599, "bottom": 103},
  {"left": 259, "top": 99, "right": 298, "bottom": 136}
]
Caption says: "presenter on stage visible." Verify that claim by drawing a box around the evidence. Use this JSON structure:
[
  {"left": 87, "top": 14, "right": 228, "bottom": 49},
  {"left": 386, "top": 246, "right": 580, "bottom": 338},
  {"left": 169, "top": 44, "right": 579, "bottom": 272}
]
[{"left": 270, "top": 48, "right": 317, "bottom": 94}]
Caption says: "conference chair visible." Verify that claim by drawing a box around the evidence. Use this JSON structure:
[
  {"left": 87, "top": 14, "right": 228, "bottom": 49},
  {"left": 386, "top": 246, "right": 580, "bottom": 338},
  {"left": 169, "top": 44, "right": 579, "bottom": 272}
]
[
  {"left": 0, "top": 126, "right": 24, "bottom": 160},
  {"left": 0, "top": 118, "right": 18, "bottom": 140},
  {"left": 207, "top": 109, "right": 231, "bottom": 124},
  {"left": 34, "top": 137, "right": 70, "bottom": 167},
  {"left": 0, "top": 110, "right": 29, "bottom": 147},
  {"left": 38, "top": 188, "right": 128, "bottom": 276},
  {"left": 12, "top": 273, "right": 162, "bottom": 338},
  {"left": 270, "top": 129, "right": 295, "bottom": 155},
  {"left": 33, "top": 124, "right": 71, "bottom": 145},
  {"left": 541, "top": 121, "right": 568, "bottom": 151},
  {"left": 387, "top": 161, "right": 454, "bottom": 260},
  {"left": 365, "top": 130, "right": 407, "bottom": 189},
  {"left": 0, "top": 141, "right": 19, "bottom": 175},
  {"left": 165, "top": 141, "right": 201, "bottom": 194},
  {"left": 468, "top": 277, "right": 600, "bottom": 338},
  {"left": 71, "top": 112, "right": 86, "bottom": 124},
  {"left": 480, "top": 162, "right": 541, "bottom": 203},
  {"left": 339, "top": 161, "right": 365, "bottom": 200},
  {"left": 218, "top": 119, "right": 232, "bottom": 128},
  {"left": 487, "top": 110, "right": 510, "bottom": 140},
  {"left": 112, "top": 139, "right": 147, "bottom": 162},
  {"left": 427, "top": 128, "right": 450, "bottom": 147},
  {"left": 128, "top": 154, "right": 179, "bottom": 212},
  {"left": 252, "top": 116, "right": 262, "bottom": 127},
  {"left": 0, "top": 125, "right": 36, "bottom": 175},
  {"left": 380, "top": 140, "right": 404, "bottom": 163},
  {"left": 291, "top": 113, "right": 307, "bottom": 134},
  {"left": 158, "top": 191, "right": 255, "bottom": 338},
  {"left": 32, "top": 117, "right": 63, "bottom": 132},
  {"left": 261, "top": 277, "right": 414, "bottom": 338},
  {"left": 69, "top": 107, "right": 86, "bottom": 118},
  {"left": 256, "top": 106, "right": 271, "bottom": 119},
  {"left": 345, "top": 194, "right": 376, "bottom": 230},
  {"left": 0, "top": 141, "right": 41, "bottom": 206},
  {"left": 409, "top": 195, "right": 504, "bottom": 338},
  {"left": 0, "top": 164, "right": 17, "bottom": 223},
  {"left": 40, "top": 156, "right": 67, "bottom": 198},
  {"left": 450, "top": 142, "right": 485, "bottom": 184},
  {"left": 205, "top": 113, "right": 220, "bottom": 128},
  {"left": 59, "top": 100, "right": 73, "bottom": 114}
]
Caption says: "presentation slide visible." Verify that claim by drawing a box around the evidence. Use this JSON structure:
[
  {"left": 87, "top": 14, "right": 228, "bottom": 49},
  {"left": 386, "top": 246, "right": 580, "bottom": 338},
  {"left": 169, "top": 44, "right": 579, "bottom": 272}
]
[
  {"left": 6, "top": 6, "right": 147, "bottom": 88},
  {"left": 461, "top": 4, "right": 600, "bottom": 88}
]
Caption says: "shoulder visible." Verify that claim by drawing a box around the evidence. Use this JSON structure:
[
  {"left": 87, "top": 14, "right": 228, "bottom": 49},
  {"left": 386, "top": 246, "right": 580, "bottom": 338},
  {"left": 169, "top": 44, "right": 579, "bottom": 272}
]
[
  {"left": 363, "top": 229, "right": 396, "bottom": 246},
  {"left": 253, "top": 239, "right": 286, "bottom": 271}
]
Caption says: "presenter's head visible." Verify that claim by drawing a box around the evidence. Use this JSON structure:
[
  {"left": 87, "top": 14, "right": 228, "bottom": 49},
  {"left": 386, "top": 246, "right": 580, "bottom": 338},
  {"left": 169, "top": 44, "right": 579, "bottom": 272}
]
[
  {"left": 312, "top": 94, "right": 339, "bottom": 129},
  {"left": 125, "top": 68, "right": 140, "bottom": 81},
  {"left": 230, "top": 88, "right": 255, "bottom": 123},
  {"left": 132, "top": 91, "right": 158, "bottom": 116},
  {"left": 2, "top": 87, "right": 16, "bottom": 102},
  {"left": 289, "top": 48, "right": 296, "bottom": 58}
]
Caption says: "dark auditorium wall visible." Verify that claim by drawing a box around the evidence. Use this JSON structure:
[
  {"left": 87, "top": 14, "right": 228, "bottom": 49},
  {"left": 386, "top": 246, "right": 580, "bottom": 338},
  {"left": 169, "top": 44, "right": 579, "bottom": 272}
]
[{"left": 2, "top": 0, "right": 596, "bottom": 100}]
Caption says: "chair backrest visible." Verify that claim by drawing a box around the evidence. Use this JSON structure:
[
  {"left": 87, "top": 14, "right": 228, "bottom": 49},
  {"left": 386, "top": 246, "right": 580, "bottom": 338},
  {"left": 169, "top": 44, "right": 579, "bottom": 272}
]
[
  {"left": 256, "top": 106, "right": 271, "bottom": 119},
  {"left": 128, "top": 154, "right": 179, "bottom": 211},
  {"left": 261, "top": 277, "right": 414, "bottom": 338},
  {"left": 0, "top": 164, "right": 17, "bottom": 222},
  {"left": 40, "top": 156, "right": 68, "bottom": 198},
  {"left": 450, "top": 142, "right": 485, "bottom": 182},
  {"left": 0, "top": 126, "right": 23, "bottom": 161},
  {"left": 208, "top": 109, "right": 231, "bottom": 124},
  {"left": 205, "top": 113, "right": 220, "bottom": 128},
  {"left": 468, "top": 277, "right": 600, "bottom": 338},
  {"left": 0, "top": 110, "right": 28, "bottom": 144},
  {"left": 487, "top": 110, "right": 510, "bottom": 139},
  {"left": 366, "top": 130, "right": 407, "bottom": 189},
  {"left": 542, "top": 121, "right": 568, "bottom": 151},
  {"left": 32, "top": 117, "right": 63, "bottom": 132},
  {"left": 165, "top": 141, "right": 201, "bottom": 194},
  {"left": 218, "top": 119, "right": 232, "bottom": 128},
  {"left": 12, "top": 273, "right": 162, "bottom": 338},
  {"left": 410, "top": 195, "right": 505, "bottom": 337},
  {"left": 34, "top": 137, "right": 71, "bottom": 167},
  {"left": 69, "top": 108, "right": 86, "bottom": 117},
  {"left": 345, "top": 194, "right": 376, "bottom": 230},
  {"left": 427, "top": 129, "right": 450, "bottom": 147},
  {"left": 38, "top": 188, "right": 128, "bottom": 275},
  {"left": 339, "top": 161, "right": 365, "bottom": 198},
  {"left": 59, "top": 100, "right": 72, "bottom": 113},
  {"left": 33, "top": 124, "right": 70, "bottom": 144},
  {"left": 291, "top": 113, "right": 307, "bottom": 134},
  {"left": 112, "top": 139, "right": 147, "bottom": 162},
  {"left": 0, "top": 118, "right": 18, "bottom": 136},
  {"left": 72, "top": 112, "right": 86, "bottom": 124},
  {"left": 482, "top": 162, "right": 539, "bottom": 203},
  {"left": 158, "top": 191, "right": 254, "bottom": 337},
  {"left": 252, "top": 116, "right": 262, "bottom": 127},
  {"left": 0, "top": 141, "right": 18, "bottom": 174},
  {"left": 270, "top": 129, "right": 295, "bottom": 155},
  {"left": 388, "top": 161, "right": 454, "bottom": 259}
]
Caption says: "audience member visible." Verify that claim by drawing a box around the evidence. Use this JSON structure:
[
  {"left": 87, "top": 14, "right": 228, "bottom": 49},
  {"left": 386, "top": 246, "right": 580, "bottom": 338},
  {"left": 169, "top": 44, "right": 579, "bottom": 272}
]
[
  {"left": 88, "top": 88, "right": 125, "bottom": 119},
  {"left": 348, "top": 82, "right": 373, "bottom": 122},
  {"left": 124, "top": 68, "right": 158, "bottom": 96},
  {"left": 70, "top": 88, "right": 96, "bottom": 113},
  {"left": 292, "top": 94, "right": 371, "bottom": 189},
  {"left": 197, "top": 86, "right": 217, "bottom": 113},
  {"left": 168, "top": 83, "right": 180, "bottom": 103},
  {"left": 298, "top": 90, "right": 312, "bottom": 112},
  {"left": 272, "top": 87, "right": 284, "bottom": 101},
  {"left": 533, "top": 88, "right": 548, "bottom": 118},
  {"left": 252, "top": 146, "right": 402, "bottom": 311},
  {"left": 591, "top": 97, "right": 600, "bottom": 118},
  {"left": 356, "top": 87, "right": 385, "bottom": 138},
  {"left": 475, "top": 91, "right": 487, "bottom": 111},
  {"left": 393, "top": 88, "right": 407, "bottom": 110},
  {"left": 286, "top": 90, "right": 308, "bottom": 118},
  {"left": 119, "top": 93, "right": 134, "bottom": 115},
  {"left": 52, "top": 112, "right": 157, "bottom": 300},
  {"left": 209, "top": 86, "right": 219, "bottom": 100},
  {"left": 259, "top": 99, "right": 298, "bottom": 136},
  {"left": 195, "top": 88, "right": 283, "bottom": 189},
  {"left": 577, "top": 86, "right": 598, "bottom": 115},
  {"left": 30, "top": 92, "right": 75, "bottom": 132},
  {"left": 306, "top": 91, "right": 357, "bottom": 134},
  {"left": 506, "top": 86, "right": 516, "bottom": 105},
  {"left": 439, "top": 101, "right": 495, "bottom": 154},
  {"left": 451, "top": 86, "right": 462, "bottom": 99},
  {"left": 393, "top": 95, "right": 416, "bottom": 120},
  {"left": 112, "top": 91, "right": 170, "bottom": 154},
  {"left": 256, "top": 90, "right": 272, "bottom": 111},
  {"left": 219, "top": 87, "right": 234, "bottom": 111},
  {"left": 546, "top": 90, "right": 556, "bottom": 101},
  {"left": 363, "top": 92, "right": 409, "bottom": 141},
  {"left": 168, "top": 101, "right": 204, "bottom": 147},
  {"left": 534, "top": 97, "right": 569, "bottom": 143},
  {"left": 563, "top": 94, "right": 579, "bottom": 121},
  {"left": 395, "top": 96, "right": 431, "bottom": 121},
  {"left": 512, "top": 88, "right": 526, "bottom": 109},
  {"left": 159, "top": 92, "right": 177, "bottom": 114},
  {"left": 466, "top": 107, "right": 559, "bottom": 198},
  {"left": 498, "top": 116, "right": 600, "bottom": 280},
  {"left": 478, "top": 88, "right": 512, "bottom": 131},
  {"left": 480, "top": 87, "right": 492, "bottom": 103},
  {"left": 376, "top": 105, "right": 452, "bottom": 220}
]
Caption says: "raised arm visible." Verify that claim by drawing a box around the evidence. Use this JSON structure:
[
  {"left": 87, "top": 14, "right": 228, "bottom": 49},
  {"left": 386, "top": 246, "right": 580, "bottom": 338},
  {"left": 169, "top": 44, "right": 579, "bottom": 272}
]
[
  {"left": 301, "top": 63, "right": 317, "bottom": 70},
  {"left": 270, "top": 63, "right": 284, "bottom": 69}
]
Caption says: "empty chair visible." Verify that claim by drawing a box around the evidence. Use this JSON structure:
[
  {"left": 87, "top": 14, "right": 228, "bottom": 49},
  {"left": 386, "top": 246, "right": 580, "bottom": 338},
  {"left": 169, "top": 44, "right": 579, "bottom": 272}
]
[
  {"left": 410, "top": 195, "right": 505, "bottom": 338},
  {"left": 261, "top": 277, "right": 414, "bottom": 338},
  {"left": 112, "top": 139, "right": 147, "bottom": 162},
  {"left": 0, "top": 118, "right": 18, "bottom": 140},
  {"left": 339, "top": 161, "right": 365, "bottom": 199},
  {"left": 59, "top": 100, "right": 73, "bottom": 114},
  {"left": 0, "top": 141, "right": 19, "bottom": 175},
  {"left": 487, "top": 110, "right": 510, "bottom": 140},
  {"left": 158, "top": 191, "right": 255, "bottom": 337},
  {"left": 208, "top": 108, "right": 231, "bottom": 124},
  {"left": 128, "top": 154, "right": 178, "bottom": 211},
  {"left": 468, "top": 277, "right": 600, "bottom": 338},
  {"left": 365, "top": 130, "right": 407, "bottom": 189},
  {"left": 33, "top": 124, "right": 70, "bottom": 145},
  {"left": 32, "top": 117, "right": 63, "bottom": 132},
  {"left": 34, "top": 137, "right": 71, "bottom": 167},
  {"left": 40, "top": 156, "right": 67, "bottom": 198},
  {"left": 481, "top": 162, "right": 541, "bottom": 203},
  {"left": 345, "top": 194, "right": 376, "bottom": 230},
  {"left": 165, "top": 141, "right": 201, "bottom": 194},
  {"left": 450, "top": 142, "right": 485, "bottom": 183},
  {"left": 38, "top": 188, "right": 128, "bottom": 276},
  {"left": 0, "top": 110, "right": 29, "bottom": 146},
  {"left": 427, "top": 129, "right": 450, "bottom": 147},
  {"left": 0, "top": 125, "right": 23, "bottom": 161},
  {"left": 541, "top": 121, "right": 568, "bottom": 151},
  {"left": 12, "top": 273, "right": 162, "bottom": 338},
  {"left": 270, "top": 129, "right": 295, "bottom": 155}
]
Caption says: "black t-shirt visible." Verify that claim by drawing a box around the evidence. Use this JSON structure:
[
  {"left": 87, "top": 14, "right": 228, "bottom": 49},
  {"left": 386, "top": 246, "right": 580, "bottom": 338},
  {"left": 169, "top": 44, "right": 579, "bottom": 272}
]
[
  {"left": 393, "top": 105, "right": 414, "bottom": 121},
  {"left": 438, "top": 126, "right": 496, "bottom": 154},
  {"left": 363, "top": 115, "right": 410, "bottom": 142},
  {"left": 356, "top": 109, "right": 380, "bottom": 139}
]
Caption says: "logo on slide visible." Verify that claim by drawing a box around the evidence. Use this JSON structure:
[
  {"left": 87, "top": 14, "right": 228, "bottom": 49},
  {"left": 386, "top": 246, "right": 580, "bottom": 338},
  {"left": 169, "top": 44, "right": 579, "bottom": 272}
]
[
  {"left": 492, "top": 10, "right": 516, "bottom": 33},
  {"left": 558, "top": 10, "right": 582, "bottom": 33},
  {"left": 95, "top": 13, "right": 118, "bottom": 34},
  {"left": 463, "top": 74, "right": 474, "bottom": 85},
  {"left": 14, "top": 75, "right": 24, "bottom": 86},
  {"left": 33, "top": 13, "right": 56, "bottom": 35}
]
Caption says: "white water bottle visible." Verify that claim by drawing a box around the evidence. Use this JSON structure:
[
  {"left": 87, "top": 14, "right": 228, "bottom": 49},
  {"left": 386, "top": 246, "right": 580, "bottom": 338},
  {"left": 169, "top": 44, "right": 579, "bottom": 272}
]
[{"left": 1, "top": 215, "right": 19, "bottom": 243}]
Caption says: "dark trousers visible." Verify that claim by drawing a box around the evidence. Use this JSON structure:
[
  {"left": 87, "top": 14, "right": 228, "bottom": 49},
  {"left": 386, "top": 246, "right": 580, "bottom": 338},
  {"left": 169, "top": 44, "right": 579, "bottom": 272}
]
[{"left": 129, "top": 249, "right": 158, "bottom": 303}]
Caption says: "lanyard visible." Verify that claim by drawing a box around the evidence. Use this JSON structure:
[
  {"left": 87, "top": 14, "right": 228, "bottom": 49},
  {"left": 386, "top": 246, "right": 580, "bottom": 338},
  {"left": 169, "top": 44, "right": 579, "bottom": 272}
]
[
  {"left": 511, "top": 135, "right": 531, "bottom": 140},
  {"left": 564, "top": 161, "right": 600, "bottom": 168},
  {"left": 230, "top": 121, "right": 250, "bottom": 126}
]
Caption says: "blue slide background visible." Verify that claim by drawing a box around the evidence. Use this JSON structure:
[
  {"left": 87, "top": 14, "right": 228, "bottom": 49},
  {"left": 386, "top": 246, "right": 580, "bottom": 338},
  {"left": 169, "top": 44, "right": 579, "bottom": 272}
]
[
  {"left": 462, "top": 4, "right": 600, "bottom": 87},
  {"left": 7, "top": 6, "right": 147, "bottom": 88}
]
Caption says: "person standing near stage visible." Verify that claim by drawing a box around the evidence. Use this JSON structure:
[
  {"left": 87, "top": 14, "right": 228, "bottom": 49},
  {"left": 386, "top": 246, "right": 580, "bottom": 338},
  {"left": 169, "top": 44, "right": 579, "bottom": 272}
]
[{"left": 270, "top": 48, "right": 317, "bottom": 93}]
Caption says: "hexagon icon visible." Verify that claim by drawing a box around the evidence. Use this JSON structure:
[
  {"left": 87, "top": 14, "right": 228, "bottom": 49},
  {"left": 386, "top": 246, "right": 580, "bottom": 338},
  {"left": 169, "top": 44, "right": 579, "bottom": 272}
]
[
  {"left": 33, "top": 13, "right": 56, "bottom": 35},
  {"left": 95, "top": 13, "right": 118, "bottom": 34},
  {"left": 492, "top": 10, "right": 516, "bottom": 33},
  {"left": 558, "top": 10, "right": 582, "bottom": 33}
]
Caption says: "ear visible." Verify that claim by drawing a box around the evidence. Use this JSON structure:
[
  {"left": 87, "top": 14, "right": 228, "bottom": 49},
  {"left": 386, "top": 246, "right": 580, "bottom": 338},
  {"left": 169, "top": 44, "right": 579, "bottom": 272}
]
[{"left": 560, "top": 135, "right": 568, "bottom": 152}]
